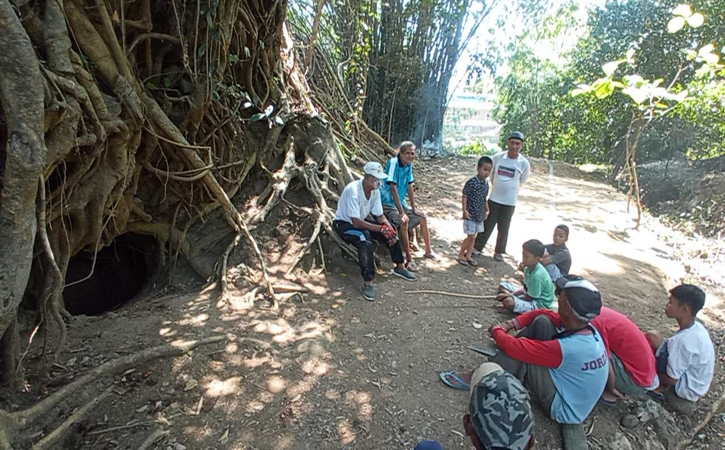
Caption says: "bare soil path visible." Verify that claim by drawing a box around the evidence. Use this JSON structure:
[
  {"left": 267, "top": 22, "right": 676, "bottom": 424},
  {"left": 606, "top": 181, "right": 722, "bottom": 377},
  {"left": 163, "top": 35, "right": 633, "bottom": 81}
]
[{"left": 12, "top": 157, "right": 723, "bottom": 449}]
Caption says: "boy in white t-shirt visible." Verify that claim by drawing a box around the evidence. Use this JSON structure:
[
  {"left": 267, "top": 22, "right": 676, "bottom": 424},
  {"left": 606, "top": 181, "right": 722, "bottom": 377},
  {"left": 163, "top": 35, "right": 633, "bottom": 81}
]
[{"left": 645, "top": 284, "right": 715, "bottom": 413}]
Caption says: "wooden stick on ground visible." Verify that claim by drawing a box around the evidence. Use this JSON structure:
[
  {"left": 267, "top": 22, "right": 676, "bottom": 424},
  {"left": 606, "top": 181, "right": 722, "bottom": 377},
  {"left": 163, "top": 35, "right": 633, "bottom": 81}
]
[
  {"left": 405, "top": 290, "right": 497, "bottom": 300},
  {"left": 418, "top": 305, "right": 492, "bottom": 309}
]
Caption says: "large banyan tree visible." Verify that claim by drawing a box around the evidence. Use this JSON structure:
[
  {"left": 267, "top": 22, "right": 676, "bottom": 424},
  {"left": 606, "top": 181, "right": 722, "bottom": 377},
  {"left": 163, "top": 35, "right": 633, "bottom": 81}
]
[{"left": 0, "top": 1, "right": 362, "bottom": 447}]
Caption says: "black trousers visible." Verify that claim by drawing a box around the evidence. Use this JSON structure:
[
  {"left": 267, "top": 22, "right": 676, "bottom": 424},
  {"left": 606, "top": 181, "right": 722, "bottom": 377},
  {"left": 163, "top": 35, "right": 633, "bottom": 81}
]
[
  {"left": 474, "top": 200, "right": 516, "bottom": 254},
  {"left": 333, "top": 220, "right": 404, "bottom": 282}
]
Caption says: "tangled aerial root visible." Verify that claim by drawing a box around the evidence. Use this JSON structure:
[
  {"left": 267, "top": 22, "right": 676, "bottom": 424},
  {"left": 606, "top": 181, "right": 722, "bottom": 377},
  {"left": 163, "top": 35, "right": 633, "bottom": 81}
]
[
  {"left": 0, "top": 336, "right": 225, "bottom": 450},
  {"left": 0, "top": 0, "right": 389, "bottom": 447}
]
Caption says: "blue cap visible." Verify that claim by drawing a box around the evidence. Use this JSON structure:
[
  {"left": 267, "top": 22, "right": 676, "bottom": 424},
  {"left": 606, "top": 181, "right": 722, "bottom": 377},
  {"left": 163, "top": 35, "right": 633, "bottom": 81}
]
[
  {"left": 414, "top": 440, "right": 444, "bottom": 450},
  {"left": 508, "top": 131, "right": 525, "bottom": 141}
]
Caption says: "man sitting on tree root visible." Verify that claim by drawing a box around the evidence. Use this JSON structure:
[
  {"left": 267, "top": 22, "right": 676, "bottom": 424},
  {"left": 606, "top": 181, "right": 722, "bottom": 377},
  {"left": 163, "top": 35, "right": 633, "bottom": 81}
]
[
  {"left": 379, "top": 141, "right": 436, "bottom": 271},
  {"left": 333, "top": 162, "right": 416, "bottom": 301}
]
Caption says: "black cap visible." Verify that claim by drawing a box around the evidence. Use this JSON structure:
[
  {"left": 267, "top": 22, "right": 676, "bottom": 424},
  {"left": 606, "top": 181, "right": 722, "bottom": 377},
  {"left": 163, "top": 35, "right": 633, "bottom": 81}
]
[
  {"left": 555, "top": 275, "right": 602, "bottom": 322},
  {"left": 508, "top": 131, "right": 525, "bottom": 141}
]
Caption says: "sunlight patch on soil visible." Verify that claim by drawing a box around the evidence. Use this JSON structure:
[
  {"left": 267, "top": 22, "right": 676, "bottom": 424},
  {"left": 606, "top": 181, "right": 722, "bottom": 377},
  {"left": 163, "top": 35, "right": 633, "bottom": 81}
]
[
  {"left": 337, "top": 418, "right": 358, "bottom": 445},
  {"left": 302, "top": 357, "right": 330, "bottom": 376},
  {"left": 248, "top": 316, "right": 335, "bottom": 344},
  {"left": 266, "top": 375, "right": 287, "bottom": 393},
  {"left": 426, "top": 216, "right": 467, "bottom": 248},
  {"left": 205, "top": 376, "right": 242, "bottom": 397},
  {"left": 345, "top": 390, "right": 374, "bottom": 420},
  {"left": 580, "top": 253, "right": 626, "bottom": 275},
  {"left": 286, "top": 375, "right": 317, "bottom": 398},
  {"left": 158, "top": 326, "right": 176, "bottom": 337},
  {"left": 234, "top": 354, "right": 270, "bottom": 368}
]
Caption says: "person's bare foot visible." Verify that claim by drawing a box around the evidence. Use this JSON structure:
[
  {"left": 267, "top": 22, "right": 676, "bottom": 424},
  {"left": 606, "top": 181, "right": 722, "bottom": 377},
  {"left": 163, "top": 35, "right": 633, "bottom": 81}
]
[{"left": 602, "top": 391, "right": 620, "bottom": 404}]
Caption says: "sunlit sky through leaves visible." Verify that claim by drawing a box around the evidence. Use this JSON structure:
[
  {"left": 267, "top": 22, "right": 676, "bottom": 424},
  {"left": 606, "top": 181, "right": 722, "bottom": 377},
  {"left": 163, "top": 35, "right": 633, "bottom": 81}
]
[{"left": 450, "top": 0, "right": 607, "bottom": 97}]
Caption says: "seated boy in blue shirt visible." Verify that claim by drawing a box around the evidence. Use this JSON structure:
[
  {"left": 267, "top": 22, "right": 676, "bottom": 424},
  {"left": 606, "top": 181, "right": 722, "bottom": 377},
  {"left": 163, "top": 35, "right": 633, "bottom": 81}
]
[{"left": 497, "top": 239, "right": 556, "bottom": 313}]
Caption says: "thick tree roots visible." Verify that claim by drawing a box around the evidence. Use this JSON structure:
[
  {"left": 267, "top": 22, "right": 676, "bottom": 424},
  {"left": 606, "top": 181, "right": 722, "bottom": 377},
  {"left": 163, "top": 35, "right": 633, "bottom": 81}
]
[
  {"left": 217, "top": 125, "right": 361, "bottom": 306},
  {"left": 1, "top": 1, "right": 387, "bottom": 446},
  {"left": 0, "top": 336, "right": 225, "bottom": 449},
  {"left": 1, "top": 0, "right": 370, "bottom": 386}
]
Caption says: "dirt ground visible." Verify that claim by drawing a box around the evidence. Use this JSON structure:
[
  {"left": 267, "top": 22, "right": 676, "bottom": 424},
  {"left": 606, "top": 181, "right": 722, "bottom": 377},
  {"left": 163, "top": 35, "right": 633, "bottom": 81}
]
[{"left": 8, "top": 156, "right": 724, "bottom": 449}]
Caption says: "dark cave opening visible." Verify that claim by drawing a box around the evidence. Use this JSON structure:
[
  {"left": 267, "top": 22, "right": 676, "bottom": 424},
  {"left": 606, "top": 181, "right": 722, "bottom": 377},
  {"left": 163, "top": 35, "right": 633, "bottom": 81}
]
[{"left": 63, "top": 233, "right": 158, "bottom": 316}]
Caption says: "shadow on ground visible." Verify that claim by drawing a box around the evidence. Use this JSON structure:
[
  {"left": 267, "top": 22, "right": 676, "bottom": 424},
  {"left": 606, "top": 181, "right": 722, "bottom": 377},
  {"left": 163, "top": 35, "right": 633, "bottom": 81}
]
[{"left": 14, "top": 156, "right": 722, "bottom": 450}]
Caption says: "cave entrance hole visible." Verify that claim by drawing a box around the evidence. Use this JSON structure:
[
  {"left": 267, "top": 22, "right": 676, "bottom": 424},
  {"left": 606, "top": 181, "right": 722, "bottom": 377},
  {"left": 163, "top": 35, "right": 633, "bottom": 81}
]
[{"left": 63, "top": 233, "right": 158, "bottom": 316}]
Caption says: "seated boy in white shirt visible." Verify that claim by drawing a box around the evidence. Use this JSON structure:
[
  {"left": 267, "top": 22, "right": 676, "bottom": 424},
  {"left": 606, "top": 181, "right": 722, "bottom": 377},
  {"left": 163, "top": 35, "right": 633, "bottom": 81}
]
[{"left": 645, "top": 284, "right": 715, "bottom": 413}]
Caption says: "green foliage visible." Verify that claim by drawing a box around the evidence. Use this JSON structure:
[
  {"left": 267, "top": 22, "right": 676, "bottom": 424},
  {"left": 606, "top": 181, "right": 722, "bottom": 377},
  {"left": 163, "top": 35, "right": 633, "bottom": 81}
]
[
  {"left": 456, "top": 139, "right": 496, "bottom": 156},
  {"left": 492, "top": 0, "right": 725, "bottom": 166}
]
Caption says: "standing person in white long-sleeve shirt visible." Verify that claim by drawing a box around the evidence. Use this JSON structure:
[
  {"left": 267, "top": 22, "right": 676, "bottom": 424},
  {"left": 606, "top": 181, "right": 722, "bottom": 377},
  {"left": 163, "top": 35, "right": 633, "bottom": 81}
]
[{"left": 474, "top": 131, "right": 531, "bottom": 261}]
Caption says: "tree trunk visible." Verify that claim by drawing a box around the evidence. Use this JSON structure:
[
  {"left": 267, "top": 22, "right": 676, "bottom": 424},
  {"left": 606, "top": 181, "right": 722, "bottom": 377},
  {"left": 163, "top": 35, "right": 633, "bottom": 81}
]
[
  {"left": 0, "top": 0, "right": 371, "bottom": 445},
  {"left": 305, "top": 0, "right": 326, "bottom": 68},
  {"left": 0, "top": 0, "right": 45, "bottom": 356},
  {"left": 625, "top": 114, "right": 646, "bottom": 229}
]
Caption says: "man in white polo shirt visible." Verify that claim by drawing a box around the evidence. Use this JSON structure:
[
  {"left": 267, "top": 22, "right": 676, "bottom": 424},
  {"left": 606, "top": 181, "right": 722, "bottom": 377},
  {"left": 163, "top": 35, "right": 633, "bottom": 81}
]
[
  {"left": 474, "top": 131, "right": 530, "bottom": 261},
  {"left": 333, "top": 162, "right": 416, "bottom": 301}
]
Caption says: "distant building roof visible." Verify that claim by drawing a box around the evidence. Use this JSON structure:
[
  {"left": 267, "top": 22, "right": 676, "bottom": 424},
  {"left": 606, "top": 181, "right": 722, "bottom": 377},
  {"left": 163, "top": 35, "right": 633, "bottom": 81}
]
[{"left": 448, "top": 93, "right": 495, "bottom": 111}]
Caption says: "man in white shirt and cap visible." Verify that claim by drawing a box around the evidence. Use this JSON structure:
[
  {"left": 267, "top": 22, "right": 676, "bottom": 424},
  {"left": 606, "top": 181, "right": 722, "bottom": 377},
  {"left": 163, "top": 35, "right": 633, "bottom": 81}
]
[
  {"left": 333, "top": 162, "right": 417, "bottom": 301},
  {"left": 474, "top": 131, "right": 530, "bottom": 261}
]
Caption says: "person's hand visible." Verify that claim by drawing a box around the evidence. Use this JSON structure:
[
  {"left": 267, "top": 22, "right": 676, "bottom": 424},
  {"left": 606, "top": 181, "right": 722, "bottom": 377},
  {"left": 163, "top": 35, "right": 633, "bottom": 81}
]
[
  {"left": 496, "top": 292, "right": 512, "bottom": 302},
  {"left": 463, "top": 210, "right": 471, "bottom": 220},
  {"left": 488, "top": 320, "right": 514, "bottom": 336},
  {"left": 400, "top": 213, "right": 409, "bottom": 224},
  {"left": 379, "top": 223, "right": 398, "bottom": 245},
  {"left": 488, "top": 321, "right": 510, "bottom": 337},
  {"left": 500, "top": 295, "right": 515, "bottom": 310},
  {"left": 517, "top": 262, "right": 525, "bottom": 272}
]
